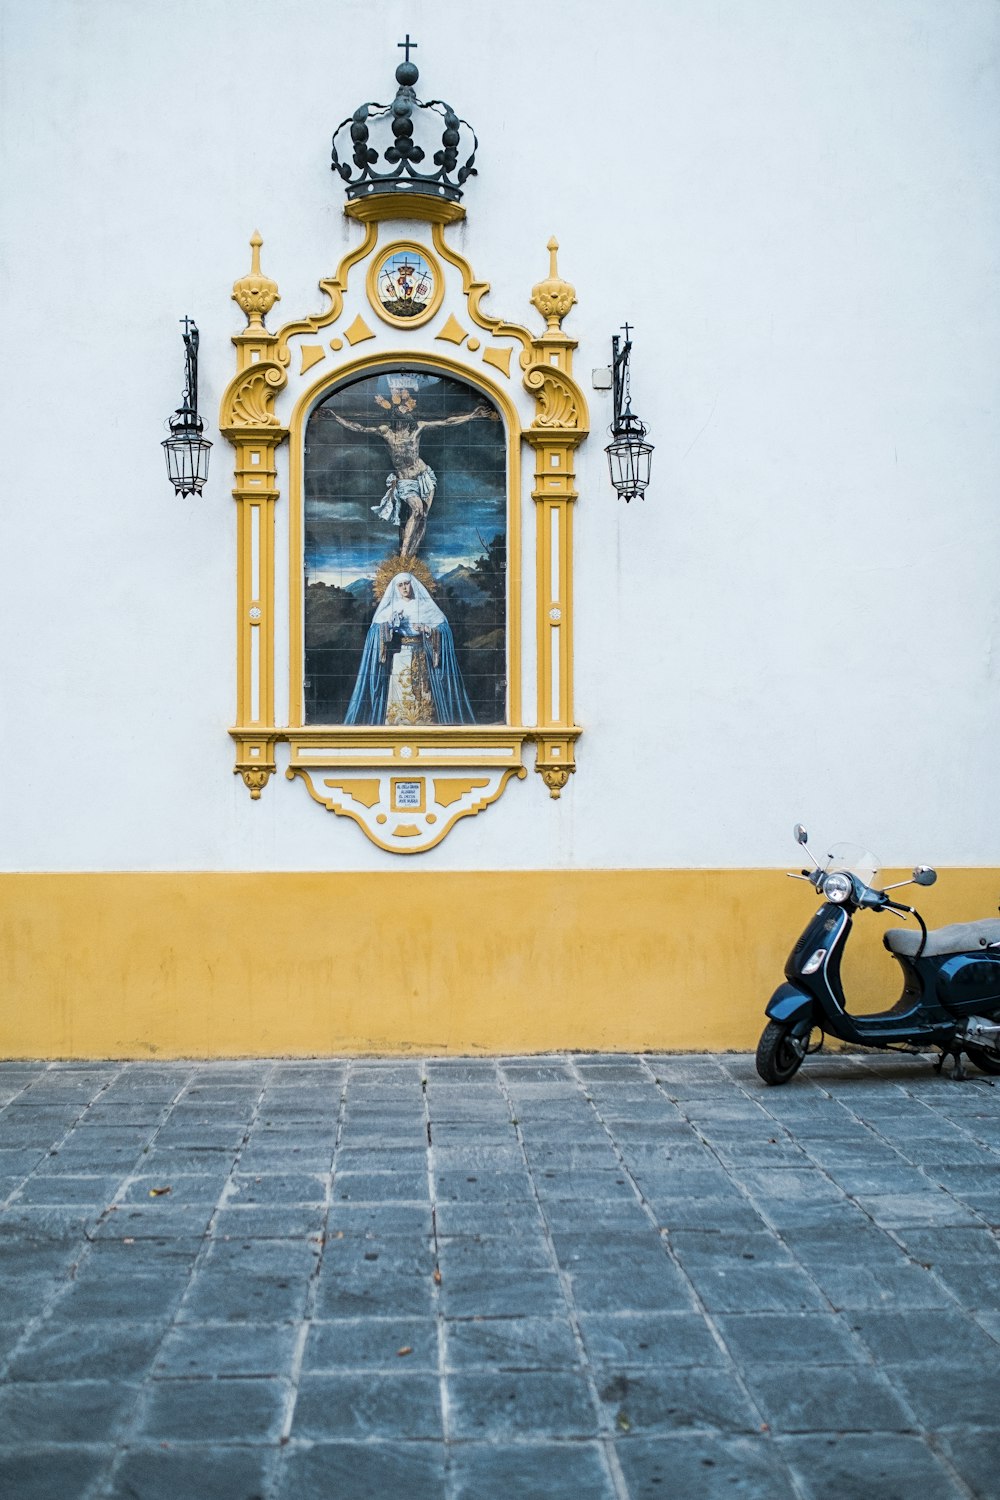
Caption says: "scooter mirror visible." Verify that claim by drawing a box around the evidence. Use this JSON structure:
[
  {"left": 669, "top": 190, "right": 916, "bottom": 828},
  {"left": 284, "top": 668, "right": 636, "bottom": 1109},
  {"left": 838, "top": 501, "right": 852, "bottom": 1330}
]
[
  {"left": 794, "top": 824, "right": 809, "bottom": 845},
  {"left": 913, "top": 865, "right": 937, "bottom": 887}
]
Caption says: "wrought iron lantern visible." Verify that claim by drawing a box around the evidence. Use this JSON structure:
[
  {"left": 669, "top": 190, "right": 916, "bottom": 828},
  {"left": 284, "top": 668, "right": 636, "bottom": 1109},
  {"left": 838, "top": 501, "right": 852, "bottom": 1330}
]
[
  {"left": 162, "top": 317, "right": 212, "bottom": 496},
  {"left": 605, "top": 325, "right": 653, "bottom": 502}
]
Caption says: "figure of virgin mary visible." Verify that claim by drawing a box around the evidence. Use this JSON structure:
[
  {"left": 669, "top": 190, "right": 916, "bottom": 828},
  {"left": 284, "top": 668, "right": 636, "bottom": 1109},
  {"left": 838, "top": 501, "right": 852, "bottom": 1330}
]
[{"left": 344, "top": 572, "right": 474, "bottom": 726}]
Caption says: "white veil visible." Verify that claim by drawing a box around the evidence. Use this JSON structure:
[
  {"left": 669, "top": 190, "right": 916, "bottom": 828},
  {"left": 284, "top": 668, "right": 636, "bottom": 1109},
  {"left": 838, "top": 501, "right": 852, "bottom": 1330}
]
[{"left": 372, "top": 572, "right": 446, "bottom": 631}]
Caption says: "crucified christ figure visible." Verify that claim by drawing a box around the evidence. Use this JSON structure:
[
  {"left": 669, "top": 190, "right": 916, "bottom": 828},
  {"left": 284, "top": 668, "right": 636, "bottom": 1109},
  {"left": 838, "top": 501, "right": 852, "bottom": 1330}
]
[{"left": 325, "top": 391, "right": 499, "bottom": 557}]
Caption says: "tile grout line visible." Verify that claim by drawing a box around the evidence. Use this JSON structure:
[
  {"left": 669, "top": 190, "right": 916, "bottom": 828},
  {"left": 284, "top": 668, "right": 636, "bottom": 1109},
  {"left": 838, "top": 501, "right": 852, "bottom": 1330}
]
[
  {"left": 95, "top": 1060, "right": 280, "bottom": 1500},
  {"left": 748, "top": 1062, "right": 987, "bottom": 1500},
  {"left": 275, "top": 1059, "right": 351, "bottom": 1480},
  {"left": 3, "top": 1061, "right": 218, "bottom": 1500},
  {"left": 569, "top": 1055, "right": 809, "bottom": 1500},
  {"left": 668, "top": 1056, "right": 980, "bottom": 1500},
  {"left": 643, "top": 1057, "right": 897, "bottom": 1371},
  {"left": 749, "top": 1064, "right": 983, "bottom": 1306},
  {"left": 496, "top": 1057, "right": 632, "bottom": 1500},
  {"left": 422, "top": 1057, "right": 453, "bottom": 1479},
  {"left": 0, "top": 1062, "right": 54, "bottom": 1203},
  {"left": 5, "top": 1063, "right": 127, "bottom": 1204},
  {"left": 717, "top": 1056, "right": 969, "bottom": 1322},
  {"left": 715, "top": 1061, "right": 959, "bottom": 1422},
  {"left": 0, "top": 1061, "right": 137, "bottom": 1387}
]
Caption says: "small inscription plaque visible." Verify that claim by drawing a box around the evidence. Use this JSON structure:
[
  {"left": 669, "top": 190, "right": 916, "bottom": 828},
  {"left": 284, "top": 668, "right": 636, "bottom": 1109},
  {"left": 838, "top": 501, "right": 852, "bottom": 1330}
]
[{"left": 393, "top": 779, "right": 423, "bottom": 811}]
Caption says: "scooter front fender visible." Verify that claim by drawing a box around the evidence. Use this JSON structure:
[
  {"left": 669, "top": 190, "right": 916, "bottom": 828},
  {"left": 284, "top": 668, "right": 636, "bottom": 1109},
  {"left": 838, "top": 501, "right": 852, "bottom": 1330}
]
[{"left": 765, "top": 983, "right": 815, "bottom": 1028}]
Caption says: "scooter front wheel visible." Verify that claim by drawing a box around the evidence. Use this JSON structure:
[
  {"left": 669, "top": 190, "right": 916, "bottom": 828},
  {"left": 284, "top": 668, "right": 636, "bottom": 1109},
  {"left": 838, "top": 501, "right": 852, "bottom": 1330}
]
[{"left": 755, "top": 1021, "right": 806, "bottom": 1086}]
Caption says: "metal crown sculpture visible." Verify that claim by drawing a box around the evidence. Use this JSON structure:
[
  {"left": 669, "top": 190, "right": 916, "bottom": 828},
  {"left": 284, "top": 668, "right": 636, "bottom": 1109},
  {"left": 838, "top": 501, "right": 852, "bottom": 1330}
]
[{"left": 331, "top": 38, "right": 478, "bottom": 204}]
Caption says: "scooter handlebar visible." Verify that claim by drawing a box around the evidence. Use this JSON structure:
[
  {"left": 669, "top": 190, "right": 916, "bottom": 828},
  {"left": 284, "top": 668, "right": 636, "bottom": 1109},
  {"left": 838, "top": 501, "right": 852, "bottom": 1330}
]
[
  {"left": 854, "top": 885, "right": 897, "bottom": 912},
  {"left": 881, "top": 897, "right": 915, "bottom": 917},
  {"left": 785, "top": 873, "right": 921, "bottom": 932}
]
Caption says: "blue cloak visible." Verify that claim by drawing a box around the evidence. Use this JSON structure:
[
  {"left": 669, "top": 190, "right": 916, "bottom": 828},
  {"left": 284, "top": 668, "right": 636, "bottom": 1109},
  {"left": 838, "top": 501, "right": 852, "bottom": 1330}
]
[{"left": 344, "top": 618, "right": 474, "bottom": 725}]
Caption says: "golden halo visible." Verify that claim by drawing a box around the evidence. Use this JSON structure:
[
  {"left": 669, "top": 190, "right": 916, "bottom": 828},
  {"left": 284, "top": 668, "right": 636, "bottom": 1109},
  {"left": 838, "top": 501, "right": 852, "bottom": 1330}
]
[
  {"left": 373, "top": 553, "right": 437, "bottom": 603},
  {"left": 375, "top": 389, "right": 417, "bottom": 413}
]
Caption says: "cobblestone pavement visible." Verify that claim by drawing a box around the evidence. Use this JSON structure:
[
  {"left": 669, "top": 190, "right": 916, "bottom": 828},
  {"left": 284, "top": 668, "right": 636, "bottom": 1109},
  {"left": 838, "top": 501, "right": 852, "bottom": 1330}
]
[{"left": 0, "top": 1052, "right": 998, "bottom": 1499}]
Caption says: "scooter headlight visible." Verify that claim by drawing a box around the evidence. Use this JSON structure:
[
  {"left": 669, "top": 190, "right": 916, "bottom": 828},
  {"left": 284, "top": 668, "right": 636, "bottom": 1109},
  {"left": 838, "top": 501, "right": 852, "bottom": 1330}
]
[{"left": 822, "top": 872, "right": 853, "bottom": 903}]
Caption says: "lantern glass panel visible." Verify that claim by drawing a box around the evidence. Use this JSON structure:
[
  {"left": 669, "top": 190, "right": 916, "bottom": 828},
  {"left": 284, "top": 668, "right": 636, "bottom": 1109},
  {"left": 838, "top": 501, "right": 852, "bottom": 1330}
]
[
  {"left": 163, "top": 434, "right": 212, "bottom": 496},
  {"left": 605, "top": 435, "right": 652, "bottom": 501}
]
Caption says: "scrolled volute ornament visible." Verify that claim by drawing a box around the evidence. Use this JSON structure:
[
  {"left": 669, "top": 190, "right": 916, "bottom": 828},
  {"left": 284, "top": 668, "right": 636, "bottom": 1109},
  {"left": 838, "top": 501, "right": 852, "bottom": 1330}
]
[
  {"left": 221, "top": 362, "right": 288, "bottom": 431},
  {"left": 523, "top": 365, "right": 582, "bottom": 430}
]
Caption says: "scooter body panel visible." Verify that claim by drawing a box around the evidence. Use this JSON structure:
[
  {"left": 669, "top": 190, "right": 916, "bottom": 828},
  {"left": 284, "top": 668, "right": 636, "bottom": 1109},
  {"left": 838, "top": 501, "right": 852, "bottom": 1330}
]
[
  {"left": 784, "top": 905, "right": 849, "bottom": 996},
  {"left": 765, "top": 983, "right": 815, "bottom": 1027},
  {"left": 780, "top": 903, "right": 966, "bottom": 1050},
  {"left": 844, "top": 1008, "right": 955, "bottom": 1048},
  {"left": 933, "top": 952, "right": 1000, "bottom": 1016}
]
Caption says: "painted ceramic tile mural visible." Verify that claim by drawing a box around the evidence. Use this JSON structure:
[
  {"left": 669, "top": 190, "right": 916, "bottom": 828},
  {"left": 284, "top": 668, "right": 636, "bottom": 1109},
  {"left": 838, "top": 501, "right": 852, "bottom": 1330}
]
[
  {"left": 375, "top": 249, "right": 437, "bottom": 322},
  {"left": 304, "top": 370, "right": 506, "bottom": 726}
]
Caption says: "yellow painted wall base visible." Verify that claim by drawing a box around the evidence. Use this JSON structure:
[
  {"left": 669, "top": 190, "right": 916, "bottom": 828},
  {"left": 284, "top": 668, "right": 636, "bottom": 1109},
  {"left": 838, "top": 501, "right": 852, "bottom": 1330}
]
[{"left": 1, "top": 870, "right": 998, "bottom": 1058}]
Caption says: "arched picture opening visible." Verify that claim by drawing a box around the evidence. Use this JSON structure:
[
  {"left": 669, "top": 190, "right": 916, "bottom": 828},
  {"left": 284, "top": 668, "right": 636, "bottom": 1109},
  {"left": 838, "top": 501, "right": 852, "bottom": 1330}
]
[{"left": 303, "top": 369, "right": 507, "bottom": 727}]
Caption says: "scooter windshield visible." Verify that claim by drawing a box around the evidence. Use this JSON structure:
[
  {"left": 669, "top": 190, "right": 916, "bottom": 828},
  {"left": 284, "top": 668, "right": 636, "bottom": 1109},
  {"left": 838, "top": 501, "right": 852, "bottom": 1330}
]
[{"left": 824, "top": 842, "right": 880, "bottom": 887}]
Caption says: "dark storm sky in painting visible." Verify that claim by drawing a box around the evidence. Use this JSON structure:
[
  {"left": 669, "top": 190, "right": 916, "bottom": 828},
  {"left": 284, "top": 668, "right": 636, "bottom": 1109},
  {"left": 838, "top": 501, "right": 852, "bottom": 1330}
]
[{"left": 303, "top": 370, "right": 507, "bottom": 727}]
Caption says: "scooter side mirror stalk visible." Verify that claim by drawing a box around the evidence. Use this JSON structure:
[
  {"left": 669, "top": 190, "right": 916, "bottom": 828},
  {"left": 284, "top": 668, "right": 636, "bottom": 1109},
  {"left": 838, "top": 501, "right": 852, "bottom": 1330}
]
[
  {"left": 885, "top": 866, "right": 938, "bottom": 893},
  {"left": 792, "top": 823, "right": 822, "bottom": 870}
]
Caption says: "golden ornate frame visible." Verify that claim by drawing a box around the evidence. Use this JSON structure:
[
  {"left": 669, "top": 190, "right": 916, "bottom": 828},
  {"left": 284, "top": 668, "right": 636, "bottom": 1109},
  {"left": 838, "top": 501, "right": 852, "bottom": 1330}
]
[{"left": 220, "top": 196, "right": 588, "bottom": 851}]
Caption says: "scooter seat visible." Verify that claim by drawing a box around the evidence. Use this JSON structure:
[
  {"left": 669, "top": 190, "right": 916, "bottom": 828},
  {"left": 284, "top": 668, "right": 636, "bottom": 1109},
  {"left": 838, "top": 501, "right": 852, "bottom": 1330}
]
[{"left": 884, "top": 919, "right": 1000, "bottom": 958}]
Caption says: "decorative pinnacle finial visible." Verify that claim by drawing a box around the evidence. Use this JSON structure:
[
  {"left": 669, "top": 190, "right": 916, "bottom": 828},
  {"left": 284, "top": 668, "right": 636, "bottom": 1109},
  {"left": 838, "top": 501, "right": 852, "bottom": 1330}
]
[
  {"left": 531, "top": 236, "right": 577, "bottom": 333},
  {"left": 232, "top": 231, "right": 280, "bottom": 333}
]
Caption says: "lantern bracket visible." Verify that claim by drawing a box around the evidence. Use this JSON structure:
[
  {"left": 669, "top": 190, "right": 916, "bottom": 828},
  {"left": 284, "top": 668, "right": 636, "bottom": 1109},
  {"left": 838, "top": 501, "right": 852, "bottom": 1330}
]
[
  {"left": 611, "top": 324, "right": 633, "bottom": 430},
  {"left": 162, "top": 317, "right": 212, "bottom": 497},
  {"left": 605, "top": 323, "right": 653, "bottom": 503}
]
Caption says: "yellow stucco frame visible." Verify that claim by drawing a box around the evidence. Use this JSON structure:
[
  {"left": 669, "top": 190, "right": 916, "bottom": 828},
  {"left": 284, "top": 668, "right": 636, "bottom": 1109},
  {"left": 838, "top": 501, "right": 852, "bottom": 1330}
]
[{"left": 219, "top": 196, "right": 589, "bottom": 850}]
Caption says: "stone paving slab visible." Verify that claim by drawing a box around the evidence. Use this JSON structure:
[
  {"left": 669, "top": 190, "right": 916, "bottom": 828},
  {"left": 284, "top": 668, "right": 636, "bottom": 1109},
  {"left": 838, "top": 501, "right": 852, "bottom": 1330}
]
[{"left": 0, "top": 1051, "right": 998, "bottom": 1497}]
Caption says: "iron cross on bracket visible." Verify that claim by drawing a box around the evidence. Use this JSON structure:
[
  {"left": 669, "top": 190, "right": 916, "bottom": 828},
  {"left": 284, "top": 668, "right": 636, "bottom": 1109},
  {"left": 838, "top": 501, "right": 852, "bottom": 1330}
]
[
  {"left": 611, "top": 324, "right": 635, "bottom": 428},
  {"left": 398, "top": 35, "right": 418, "bottom": 63}
]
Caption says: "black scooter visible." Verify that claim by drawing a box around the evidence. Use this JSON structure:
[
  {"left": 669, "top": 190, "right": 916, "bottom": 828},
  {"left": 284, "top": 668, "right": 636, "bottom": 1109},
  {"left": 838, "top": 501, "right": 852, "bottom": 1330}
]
[{"left": 757, "top": 825, "right": 1000, "bottom": 1084}]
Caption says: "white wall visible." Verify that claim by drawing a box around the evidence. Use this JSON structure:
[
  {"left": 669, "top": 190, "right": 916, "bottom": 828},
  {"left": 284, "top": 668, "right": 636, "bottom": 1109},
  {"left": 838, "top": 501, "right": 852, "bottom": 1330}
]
[{"left": 2, "top": 0, "right": 998, "bottom": 872}]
